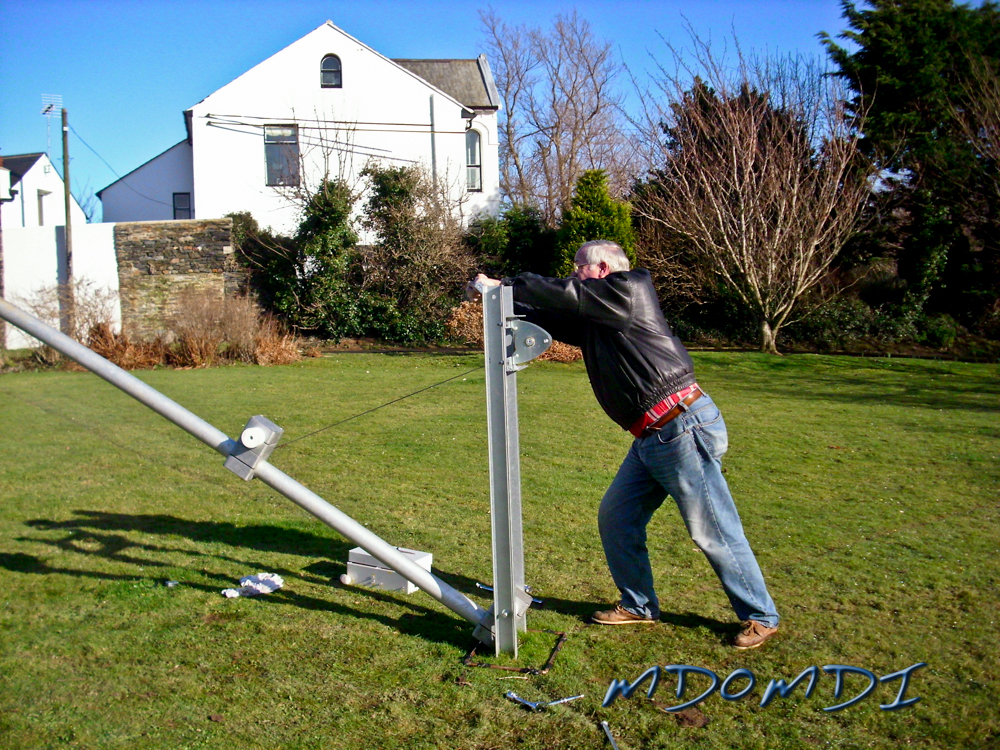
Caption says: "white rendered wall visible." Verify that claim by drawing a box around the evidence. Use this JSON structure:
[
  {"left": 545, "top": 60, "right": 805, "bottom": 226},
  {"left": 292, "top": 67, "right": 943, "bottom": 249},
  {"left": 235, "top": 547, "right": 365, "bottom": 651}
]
[
  {"left": 1, "top": 154, "right": 87, "bottom": 229},
  {"left": 2, "top": 223, "right": 120, "bottom": 349},
  {"left": 100, "top": 141, "right": 194, "bottom": 223},
  {"left": 189, "top": 22, "right": 501, "bottom": 238}
]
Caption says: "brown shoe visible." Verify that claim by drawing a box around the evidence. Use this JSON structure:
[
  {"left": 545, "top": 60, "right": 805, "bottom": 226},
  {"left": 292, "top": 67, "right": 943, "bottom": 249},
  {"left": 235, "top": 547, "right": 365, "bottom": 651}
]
[
  {"left": 591, "top": 604, "right": 657, "bottom": 625},
  {"left": 733, "top": 620, "right": 778, "bottom": 649}
]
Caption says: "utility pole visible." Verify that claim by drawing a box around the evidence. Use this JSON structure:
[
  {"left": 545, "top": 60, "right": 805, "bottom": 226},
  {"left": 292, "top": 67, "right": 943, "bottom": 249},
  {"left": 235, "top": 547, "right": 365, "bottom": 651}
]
[{"left": 61, "top": 107, "right": 75, "bottom": 336}]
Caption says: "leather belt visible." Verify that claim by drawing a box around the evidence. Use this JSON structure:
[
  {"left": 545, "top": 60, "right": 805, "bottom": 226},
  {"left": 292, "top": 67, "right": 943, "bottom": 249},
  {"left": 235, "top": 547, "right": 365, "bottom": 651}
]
[{"left": 638, "top": 387, "right": 704, "bottom": 438}]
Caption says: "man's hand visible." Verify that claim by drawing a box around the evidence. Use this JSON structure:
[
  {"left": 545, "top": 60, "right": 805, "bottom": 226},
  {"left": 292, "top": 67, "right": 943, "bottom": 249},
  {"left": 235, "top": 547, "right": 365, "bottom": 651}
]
[{"left": 466, "top": 273, "right": 501, "bottom": 300}]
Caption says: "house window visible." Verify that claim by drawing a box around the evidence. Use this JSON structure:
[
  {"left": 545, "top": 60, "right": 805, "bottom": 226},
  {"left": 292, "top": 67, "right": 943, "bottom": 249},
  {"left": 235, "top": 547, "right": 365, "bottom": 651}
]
[
  {"left": 321, "top": 54, "right": 342, "bottom": 88},
  {"left": 173, "top": 192, "right": 192, "bottom": 220},
  {"left": 264, "top": 125, "right": 300, "bottom": 186},
  {"left": 466, "top": 130, "right": 482, "bottom": 192}
]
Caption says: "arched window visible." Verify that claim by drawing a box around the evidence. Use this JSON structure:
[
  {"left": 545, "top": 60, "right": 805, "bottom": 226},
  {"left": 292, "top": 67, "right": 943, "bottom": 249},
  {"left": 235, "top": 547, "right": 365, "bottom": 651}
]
[
  {"left": 466, "top": 129, "right": 482, "bottom": 192},
  {"left": 321, "top": 54, "right": 342, "bottom": 88}
]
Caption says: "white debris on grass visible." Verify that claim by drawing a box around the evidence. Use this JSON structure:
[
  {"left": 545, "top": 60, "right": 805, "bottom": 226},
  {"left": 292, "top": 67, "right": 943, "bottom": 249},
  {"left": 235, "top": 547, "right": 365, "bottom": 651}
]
[{"left": 221, "top": 572, "right": 285, "bottom": 598}]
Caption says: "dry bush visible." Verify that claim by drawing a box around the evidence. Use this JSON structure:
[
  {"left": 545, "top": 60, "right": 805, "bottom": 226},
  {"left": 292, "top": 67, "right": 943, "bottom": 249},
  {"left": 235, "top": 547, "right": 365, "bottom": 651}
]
[
  {"left": 446, "top": 299, "right": 582, "bottom": 362},
  {"left": 13, "top": 279, "right": 120, "bottom": 365},
  {"left": 538, "top": 340, "right": 583, "bottom": 362},
  {"left": 87, "top": 323, "right": 166, "bottom": 370},
  {"left": 166, "top": 289, "right": 303, "bottom": 367},
  {"left": 167, "top": 287, "right": 225, "bottom": 367},
  {"left": 220, "top": 295, "right": 263, "bottom": 363},
  {"left": 446, "top": 300, "right": 485, "bottom": 348},
  {"left": 253, "top": 315, "right": 302, "bottom": 366}
]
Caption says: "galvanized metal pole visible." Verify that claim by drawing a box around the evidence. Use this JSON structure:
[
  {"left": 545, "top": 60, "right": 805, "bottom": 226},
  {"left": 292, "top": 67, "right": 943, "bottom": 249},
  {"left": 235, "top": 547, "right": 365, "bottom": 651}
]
[
  {"left": 479, "top": 284, "right": 552, "bottom": 656},
  {"left": 481, "top": 284, "right": 526, "bottom": 655},
  {"left": 0, "top": 297, "right": 490, "bottom": 634}
]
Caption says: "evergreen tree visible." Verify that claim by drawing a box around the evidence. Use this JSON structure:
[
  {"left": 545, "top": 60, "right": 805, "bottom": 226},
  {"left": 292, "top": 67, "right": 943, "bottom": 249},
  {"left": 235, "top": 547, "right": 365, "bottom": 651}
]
[
  {"left": 821, "top": 0, "right": 1000, "bottom": 330},
  {"left": 553, "top": 170, "right": 636, "bottom": 277}
]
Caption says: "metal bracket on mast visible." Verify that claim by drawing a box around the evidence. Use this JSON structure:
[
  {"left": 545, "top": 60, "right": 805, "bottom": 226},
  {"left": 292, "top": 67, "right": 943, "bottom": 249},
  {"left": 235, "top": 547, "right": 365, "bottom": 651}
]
[{"left": 476, "top": 281, "right": 551, "bottom": 656}]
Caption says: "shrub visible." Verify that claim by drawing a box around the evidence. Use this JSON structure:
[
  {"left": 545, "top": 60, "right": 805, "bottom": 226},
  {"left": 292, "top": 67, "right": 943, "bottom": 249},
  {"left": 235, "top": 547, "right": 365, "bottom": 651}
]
[
  {"left": 781, "top": 297, "right": 918, "bottom": 349},
  {"left": 357, "top": 164, "right": 476, "bottom": 341},
  {"left": 87, "top": 323, "right": 166, "bottom": 370},
  {"left": 918, "top": 313, "right": 965, "bottom": 349},
  {"left": 253, "top": 315, "right": 301, "bottom": 365},
  {"left": 167, "top": 288, "right": 226, "bottom": 368},
  {"left": 554, "top": 170, "right": 637, "bottom": 277},
  {"left": 227, "top": 211, "right": 299, "bottom": 314},
  {"left": 219, "top": 295, "right": 263, "bottom": 363},
  {"left": 12, "top": 278, "right": 120, "bottom": 361},
  {"left": 167, "top": 288, "right": 302, "bottom": 368},
  {"left": 501, "top": 203, "right": 559, "bottom": 276}
]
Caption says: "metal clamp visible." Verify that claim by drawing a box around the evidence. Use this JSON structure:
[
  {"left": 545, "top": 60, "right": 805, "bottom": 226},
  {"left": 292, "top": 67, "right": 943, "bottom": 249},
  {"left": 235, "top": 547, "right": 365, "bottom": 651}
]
[{"left": 224, "top": 415, "right": 284, "bottom": 480}]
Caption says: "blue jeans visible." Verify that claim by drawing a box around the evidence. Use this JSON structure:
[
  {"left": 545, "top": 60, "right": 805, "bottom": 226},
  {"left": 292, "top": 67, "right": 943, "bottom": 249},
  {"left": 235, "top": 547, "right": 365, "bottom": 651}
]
[{"left": 597, "top": 394, "right": 779, "bottom": 627}]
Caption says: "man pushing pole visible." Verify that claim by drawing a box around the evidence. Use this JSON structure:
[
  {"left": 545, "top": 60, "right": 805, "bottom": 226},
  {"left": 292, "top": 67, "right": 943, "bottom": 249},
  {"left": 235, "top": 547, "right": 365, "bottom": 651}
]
[{"left": 469, "top": 240, "right": 780, "bottom": 649}]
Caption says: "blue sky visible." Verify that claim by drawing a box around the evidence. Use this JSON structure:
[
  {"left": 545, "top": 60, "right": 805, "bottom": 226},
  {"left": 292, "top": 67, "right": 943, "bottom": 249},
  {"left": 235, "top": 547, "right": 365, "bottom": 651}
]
[{"left": 0, "top": 0, "right": 852, "bottom": 221}]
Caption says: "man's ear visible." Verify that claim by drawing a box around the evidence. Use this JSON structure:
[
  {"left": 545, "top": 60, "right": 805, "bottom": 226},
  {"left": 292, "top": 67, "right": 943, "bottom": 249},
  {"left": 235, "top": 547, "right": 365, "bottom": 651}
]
[{"left": 598, "top": 261, "right": 611, "bottom": 278}]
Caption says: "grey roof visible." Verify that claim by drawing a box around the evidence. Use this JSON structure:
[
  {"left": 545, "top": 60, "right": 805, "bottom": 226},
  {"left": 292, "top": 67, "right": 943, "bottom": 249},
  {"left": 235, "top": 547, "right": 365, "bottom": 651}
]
[
  {"left": 1, "top": 153, "right": 45, "bottom": 186},
  {"left": 393, "top": 55, "right": 499, "bottom": 111}
]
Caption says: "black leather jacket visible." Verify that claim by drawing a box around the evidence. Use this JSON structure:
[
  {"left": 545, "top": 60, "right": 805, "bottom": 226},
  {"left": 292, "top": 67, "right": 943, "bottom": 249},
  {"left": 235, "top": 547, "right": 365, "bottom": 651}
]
[{"left": 507, "top": 269, "right": 696, "bottom": 430}]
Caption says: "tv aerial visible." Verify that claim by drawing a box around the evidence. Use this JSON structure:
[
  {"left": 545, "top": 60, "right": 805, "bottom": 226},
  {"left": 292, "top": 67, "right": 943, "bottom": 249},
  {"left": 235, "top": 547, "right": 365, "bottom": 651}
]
[{"left": 41, "top": 94, "right": 63, "bottom": 157}]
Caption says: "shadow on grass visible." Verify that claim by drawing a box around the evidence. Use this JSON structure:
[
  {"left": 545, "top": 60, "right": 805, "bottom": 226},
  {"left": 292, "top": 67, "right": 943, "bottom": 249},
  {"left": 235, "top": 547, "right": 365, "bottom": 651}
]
[
  {"left": 11, "top": 510, "right": 490, "bottom": 649},
  {"left": 13, "top": 510, "right": 733, "bottom": 647},
  {"left": 0, "top": 550, "right": 221, "bottom": 595},
  {"left": 25, "top": 510, "right": 352, "bottom": 557},
  {"left": 430, "top": 566, "right": 734, "bottom": 640}
]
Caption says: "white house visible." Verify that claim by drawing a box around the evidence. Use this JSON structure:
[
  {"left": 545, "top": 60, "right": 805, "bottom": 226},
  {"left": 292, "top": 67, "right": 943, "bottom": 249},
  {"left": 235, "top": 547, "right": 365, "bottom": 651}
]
[
  {"left": 1, "top": 153, "right": 87, "bottom": 229},
  {"left": 99, "top": 21, "right": 501, "bottom": 237}
]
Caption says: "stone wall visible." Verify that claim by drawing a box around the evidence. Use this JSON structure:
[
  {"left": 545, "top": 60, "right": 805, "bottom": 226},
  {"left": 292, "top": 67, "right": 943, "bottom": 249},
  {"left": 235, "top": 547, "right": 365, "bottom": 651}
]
[{"left": 115, "top": 218, "right": 240, "bottom": 338}]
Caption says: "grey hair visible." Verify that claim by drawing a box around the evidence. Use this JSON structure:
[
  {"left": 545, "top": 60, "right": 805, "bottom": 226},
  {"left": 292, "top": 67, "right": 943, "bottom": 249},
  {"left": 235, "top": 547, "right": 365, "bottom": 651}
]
[{"left": 577, "top": 240, "right": 630, "bottom": 273}]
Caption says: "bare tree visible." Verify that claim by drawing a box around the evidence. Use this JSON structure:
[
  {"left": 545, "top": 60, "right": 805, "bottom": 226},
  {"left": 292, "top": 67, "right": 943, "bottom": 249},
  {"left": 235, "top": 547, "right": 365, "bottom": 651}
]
[
  {"left": 480, "top": 9, "right": 636, "bottom": 224},
  {"left": 632, "top": 37, "right": 874, "bottom": 353},
  {"left": 955, "top": 57, "right": 1000, "bottom": 201}
]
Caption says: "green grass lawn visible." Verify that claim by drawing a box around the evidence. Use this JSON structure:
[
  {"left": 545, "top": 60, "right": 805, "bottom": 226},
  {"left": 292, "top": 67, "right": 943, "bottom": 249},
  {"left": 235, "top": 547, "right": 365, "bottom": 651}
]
[{"left": 1, "top": 352, "right": 997, "bottom": 749}]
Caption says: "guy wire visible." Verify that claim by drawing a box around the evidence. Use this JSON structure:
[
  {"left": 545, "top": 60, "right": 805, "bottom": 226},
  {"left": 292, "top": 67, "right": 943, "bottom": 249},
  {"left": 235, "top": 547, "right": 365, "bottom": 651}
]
[{"left": 276, "top": 366, "right": 480, "bottom": 450}]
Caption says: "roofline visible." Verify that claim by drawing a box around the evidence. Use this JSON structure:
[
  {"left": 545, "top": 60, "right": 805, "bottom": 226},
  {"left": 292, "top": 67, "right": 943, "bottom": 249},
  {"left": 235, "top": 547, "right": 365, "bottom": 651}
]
[
  {"left": 1, "top": 152, "right": 49, "bottom": 186},
  {"left": 391, "top": 55, "right": 501, "bottom": 111},
  {"left": 318, "top": 21, "right": 474, "bottom": 110},
  {"left": 188, "top": 21, "right": 474, "bottom": 115},
  {"left": 1, "top": 152, "right": 46, "bottom": 160},
  {"left": 97, "top": 140, "right": 188, "bottom": 196},
  {"left": 477, "top": 54, "right": 501, "bottom": 110}
]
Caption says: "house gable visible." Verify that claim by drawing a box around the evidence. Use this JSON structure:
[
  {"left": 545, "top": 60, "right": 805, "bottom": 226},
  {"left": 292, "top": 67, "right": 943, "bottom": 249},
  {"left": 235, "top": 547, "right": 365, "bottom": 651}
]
[
  {"left": 98, "top": 141, "right": 193, "bottom": 223},
  {"left": 189, "top": 21, "right": 471, "bottom": 119},
  {"left": 3, "top": 153, "right": 45, "bottom": 187},
  {"left": 103, "top": 20, "right": 501, "bottom": 234},
  {"left": 0, "top": 152, "right": 86, "bottom": 228}
]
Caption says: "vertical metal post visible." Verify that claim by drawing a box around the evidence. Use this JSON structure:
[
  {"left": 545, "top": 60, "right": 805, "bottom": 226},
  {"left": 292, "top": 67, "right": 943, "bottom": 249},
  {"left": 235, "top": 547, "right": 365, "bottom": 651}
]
[
  {"left": 481, "top": 285, "right": 529, "bottom": 656},
  {"left": 61, "top": 108, "right": 75, "bottom": 336}
]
